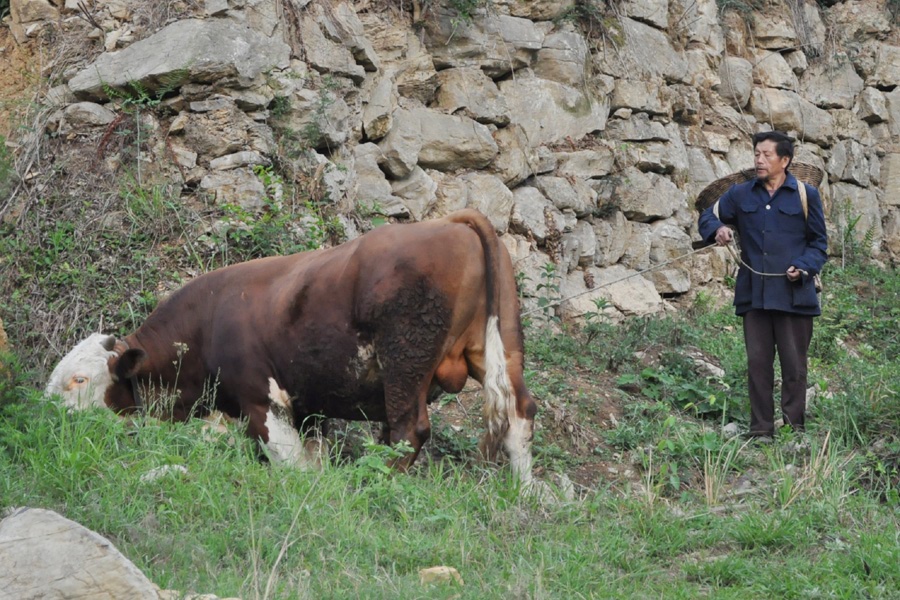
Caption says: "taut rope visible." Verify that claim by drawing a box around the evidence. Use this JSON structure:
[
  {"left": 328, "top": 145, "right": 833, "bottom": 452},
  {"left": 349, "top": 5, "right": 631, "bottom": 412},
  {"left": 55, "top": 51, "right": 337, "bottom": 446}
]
[{"left": 520, "top": 240, "right": 791, "bottom": 319}]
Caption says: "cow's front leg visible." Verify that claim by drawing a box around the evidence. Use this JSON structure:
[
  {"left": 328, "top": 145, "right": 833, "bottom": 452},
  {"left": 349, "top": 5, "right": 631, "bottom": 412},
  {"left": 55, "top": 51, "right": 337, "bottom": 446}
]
[{"left": 242, "top": 378, "right": 324, "bottom": 469}]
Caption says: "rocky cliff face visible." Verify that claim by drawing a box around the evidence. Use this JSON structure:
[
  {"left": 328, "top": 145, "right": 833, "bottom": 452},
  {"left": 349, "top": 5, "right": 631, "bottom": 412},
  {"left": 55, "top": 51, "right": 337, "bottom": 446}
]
[{"left": 4, "top": 0, "right": 899, "bottom": 321}]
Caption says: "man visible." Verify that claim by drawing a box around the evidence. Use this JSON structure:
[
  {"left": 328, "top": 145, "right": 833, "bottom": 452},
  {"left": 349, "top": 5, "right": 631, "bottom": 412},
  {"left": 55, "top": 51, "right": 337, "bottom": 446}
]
[{"left": 698, "top": 131, "right": 827, "bottom": 439}]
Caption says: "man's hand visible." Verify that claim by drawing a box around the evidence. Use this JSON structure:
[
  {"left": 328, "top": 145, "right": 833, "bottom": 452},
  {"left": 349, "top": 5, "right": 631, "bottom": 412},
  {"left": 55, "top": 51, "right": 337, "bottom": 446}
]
[
  {"left": 786, "top": 266, "right": 801, "bottom": 282},
  {"left": 715, "top": 225, "right": 734, "bottom": 246}
]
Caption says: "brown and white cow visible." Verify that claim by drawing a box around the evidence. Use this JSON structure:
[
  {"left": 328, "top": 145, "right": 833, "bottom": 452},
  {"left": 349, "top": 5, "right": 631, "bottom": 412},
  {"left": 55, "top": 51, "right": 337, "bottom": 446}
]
[{"left": 46, "top": 209, "right": 536, "bottom": 482}]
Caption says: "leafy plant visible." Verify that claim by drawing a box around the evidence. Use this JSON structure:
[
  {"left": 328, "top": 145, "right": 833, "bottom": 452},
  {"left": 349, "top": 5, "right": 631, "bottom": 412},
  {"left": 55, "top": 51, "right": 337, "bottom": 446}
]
[
  {"left": 834, "top": 198, "right": 876, "bottom": 267},
  {"left": 556, "top": 0, "right": 624, "bottom": 45},
  {"left": 536, "top": 262, "right": 561, "bottom": 322},
  {"left": 101, "top": 71, "right": 187, "bottom": 185}
]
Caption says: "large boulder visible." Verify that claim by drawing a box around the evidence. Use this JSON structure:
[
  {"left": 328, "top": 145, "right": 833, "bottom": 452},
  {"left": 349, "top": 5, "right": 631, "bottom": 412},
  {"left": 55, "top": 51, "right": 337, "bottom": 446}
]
[
  {"left": 69, "top": 19, "right": 291, "bottom": 100},
  {"left": 0, "top": 508, "right": 159, "bottom": 599},
  {"left": 424, "top": 8, "right": 544, "bottom": 78},
  {"left": 748, "top": 87, "right": 834, "bottom": 145}
]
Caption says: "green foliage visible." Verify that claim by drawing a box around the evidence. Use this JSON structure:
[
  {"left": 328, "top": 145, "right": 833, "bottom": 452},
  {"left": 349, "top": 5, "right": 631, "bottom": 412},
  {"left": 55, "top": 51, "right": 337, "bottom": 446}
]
[
  {"left": 535, "top": 261, "right": 561, "bottom": 322},
  {"left": 556, "top": 0, "right": 624, "bottom": 45},
  {"left": 716, "top": 0, "right": 766, "bottom": 16},
  {"left": 834, "top": 198, "right": 877, "bottom": 267},
  {"left": 101, "top": 71, "right": 187, "bottom": 111},
  {"left": 0, "top": 351, "right": 31, "bottom": 411},
  {"left": 616, "top": 360, "right": 738, "bottom": 421},
  {"left": 201, "top": 165, "right": 339, "bottom": 263},
  {"left": 272, "top": 76, "right": 339, "bottom": 154},
  {"left": 446, "top": 0, "right": 489, "bottom": 26}
]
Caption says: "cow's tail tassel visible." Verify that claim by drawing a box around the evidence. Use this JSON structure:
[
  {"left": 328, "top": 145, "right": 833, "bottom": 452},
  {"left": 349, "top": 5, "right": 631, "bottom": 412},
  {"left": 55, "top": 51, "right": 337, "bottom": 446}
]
[
  {"left": 482, "top": 316, "right": 532, "bottom": 485},
  {"left": 483, "top": 316, "right": 511, "bottom": 441}
]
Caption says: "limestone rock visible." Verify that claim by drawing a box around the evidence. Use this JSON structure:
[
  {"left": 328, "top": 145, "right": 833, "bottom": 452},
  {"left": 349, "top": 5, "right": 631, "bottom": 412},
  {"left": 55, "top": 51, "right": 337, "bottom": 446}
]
[
  {"left": 490, "top": 124, "right": 538, "bottom": 187},
  {"left": 611, "top": 80, "right": 668, "bottom": 116},
  {"left": 752, "top": 49, "right": 798, "bottom": 91},
  {"left": 882, "top": 154, "right": 900, "bottom": 208},
  {"left": 352, "top": 143, "right": 407, "bottom": 217},
  {"left": 424, "top": 8, "right": 544, "bottom": 78},
  {"left": 827, "top": 140, "right": 870, "bottom": 187},
  {"left": 57, "top": 102, "right": 118, "bottom": 134},
  {"left": 592, "top": 210, "right": 630, "bottom": 267},
  {"left": 362, "top": 75, "right": 395, "bottom": 141},
  {"left": 800, "top": 54, "right": 864, "bottom": 109},
  {"left": 716, "top": 57, "right": 753, "bottom": 108},
  {"left": 750, "top": 10, "right": 798, "bottom": 50},
  {"left": 595, "top": 17, "right": 689, "bottom": 84},
  {"left": 415, "top": 108, "right": 499, "bottom": 172},
  {"left": 506, "top": 0, "right": 575, "bottom": 21},
  {"left": 855, "top": 87, "right": 888, "bottom": 124},
  {"left": 621, "top": 0, "right": 670, "bottom": 30},
  {"left": 499, "top": 75, "right": 608, "bottom": 145},
  {"left": 748, "top": 87, "right": 834, "bottom": 145},
  {"left": 558, "top": 264, "right": 664, "bottom": 322},
  {"left": 0, "top": 508, "right": 158, "bottom": 600},
  {"left": 511, "top": 186, "right": 566, "bottom": 244},
  {"left": 300, "top": 12, "right": 366, "bottom": 84},
  {"left": 391, "top": 167, "right": 437, "bottom": 221},
  {"left": 598, "top": 167, "right": 685, "bottom": 222},
  {"left": 378, "top": 108, "right": 423, "bottom": 179},
  {"left": 200, "top": 168, "right": 267, "bottom": 210},
  {"left": 69, "top": 19, "right": 291, "bottom": 100},
  {"left": 554, "top": 145, "right": 616, "bottom": 180},
  {"left": 535, "top": 175, "right": 596, "bottom": 218},
  {"left": 869, "top": 43, "right": 900, "bottom": 89},
  {"left": 459, "top": 172, "right": 515, "bottom": 234},
  {"left": 532, "top": 29, "right": 591, "bottom": 87},
  {"left": 433, "top": 67, "right": 510, "bottom": 126},
  {"left": 647, "top": 220, "right": 693, "bottom": 294}
]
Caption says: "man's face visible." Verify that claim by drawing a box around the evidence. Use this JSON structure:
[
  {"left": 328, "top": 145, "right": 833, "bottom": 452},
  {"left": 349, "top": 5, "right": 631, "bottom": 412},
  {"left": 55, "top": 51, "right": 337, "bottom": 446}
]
[{"left": 754, "top": 139, "right": 790, "bottom": 184}]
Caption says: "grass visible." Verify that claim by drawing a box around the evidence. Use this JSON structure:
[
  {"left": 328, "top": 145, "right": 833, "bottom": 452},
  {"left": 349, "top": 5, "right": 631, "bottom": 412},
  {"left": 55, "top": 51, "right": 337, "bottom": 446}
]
[
  {"left": 1, "top": 261, "right": 899, "bottom": 597},
  {"left": 1, "top": 397, "right": 897, "bottom": 598}
]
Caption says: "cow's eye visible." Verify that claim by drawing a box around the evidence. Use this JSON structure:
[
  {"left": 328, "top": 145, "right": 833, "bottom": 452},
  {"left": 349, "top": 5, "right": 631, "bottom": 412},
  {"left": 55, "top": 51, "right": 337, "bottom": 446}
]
[{"left": 72, "top": 376, "right": 87, "bottom": 385}]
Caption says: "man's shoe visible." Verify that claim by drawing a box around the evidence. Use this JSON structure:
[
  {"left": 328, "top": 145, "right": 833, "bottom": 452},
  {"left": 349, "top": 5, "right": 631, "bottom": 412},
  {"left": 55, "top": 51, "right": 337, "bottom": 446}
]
[{"left": 741, "top": 431, "right": 774, "bottom": 444}]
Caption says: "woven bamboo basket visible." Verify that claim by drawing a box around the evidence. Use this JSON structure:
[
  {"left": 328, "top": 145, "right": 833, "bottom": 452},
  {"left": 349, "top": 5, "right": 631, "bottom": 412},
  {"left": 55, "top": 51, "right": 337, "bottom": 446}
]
[{"left": 694, "top": 162, "right": 824, "bottom": 213}]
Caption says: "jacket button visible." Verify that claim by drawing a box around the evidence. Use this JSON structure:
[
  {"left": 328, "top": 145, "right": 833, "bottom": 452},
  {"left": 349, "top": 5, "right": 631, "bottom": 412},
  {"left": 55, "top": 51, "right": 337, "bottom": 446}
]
[{"left": 766, "top": 205, "right": 771, "bottom": 210}]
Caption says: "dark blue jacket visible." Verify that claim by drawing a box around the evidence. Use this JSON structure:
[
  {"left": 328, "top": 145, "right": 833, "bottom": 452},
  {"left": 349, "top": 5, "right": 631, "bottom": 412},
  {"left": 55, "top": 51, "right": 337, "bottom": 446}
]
[{"left": 698, "top": 172, "right": 828, "bottom": 316}]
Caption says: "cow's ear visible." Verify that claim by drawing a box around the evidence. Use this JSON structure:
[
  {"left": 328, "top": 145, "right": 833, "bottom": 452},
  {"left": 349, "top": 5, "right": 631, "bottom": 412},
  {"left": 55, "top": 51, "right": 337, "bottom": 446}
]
[
  {"left": 100, "top": 335, "right": 117, "bottom": 352},
  {"left": 111, "top": 348, "right": 146, "bottom": 381}
]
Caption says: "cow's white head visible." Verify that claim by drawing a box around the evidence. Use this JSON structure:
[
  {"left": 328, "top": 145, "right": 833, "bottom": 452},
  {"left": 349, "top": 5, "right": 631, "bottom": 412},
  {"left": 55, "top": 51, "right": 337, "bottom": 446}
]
[{"left": 46, "top": 333, "right": 118, "bottom": 409}]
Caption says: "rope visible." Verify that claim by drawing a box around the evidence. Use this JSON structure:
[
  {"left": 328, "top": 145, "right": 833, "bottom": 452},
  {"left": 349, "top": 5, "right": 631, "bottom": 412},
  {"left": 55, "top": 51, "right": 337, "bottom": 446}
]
[
  {"left": 521, "top": 245, "right": 712, "bottom": 318},
  {"left": 721, "top": 243, "right": 789, "bottom": 278},
  {"left": 520, "top": 240, "right": 791, "bottom": 319}
]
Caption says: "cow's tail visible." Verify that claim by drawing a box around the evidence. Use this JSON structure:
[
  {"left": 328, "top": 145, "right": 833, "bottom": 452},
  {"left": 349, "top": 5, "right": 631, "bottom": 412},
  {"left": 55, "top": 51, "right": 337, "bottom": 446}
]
[{"left": 451, "top": 210, "right": 533, "bottom": 484}]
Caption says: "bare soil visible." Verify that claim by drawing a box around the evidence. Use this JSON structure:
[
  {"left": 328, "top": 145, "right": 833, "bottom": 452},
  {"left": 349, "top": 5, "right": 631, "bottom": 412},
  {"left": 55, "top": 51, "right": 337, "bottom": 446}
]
[{"left": 0, "top": 28, "right": 41, "bottom": 139}]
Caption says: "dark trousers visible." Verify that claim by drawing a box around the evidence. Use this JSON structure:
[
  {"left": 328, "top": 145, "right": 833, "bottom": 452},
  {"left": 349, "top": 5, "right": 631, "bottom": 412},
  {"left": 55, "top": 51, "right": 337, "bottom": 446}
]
[{"left": 742, "top": 310, "right": 813, "bottom": 435}]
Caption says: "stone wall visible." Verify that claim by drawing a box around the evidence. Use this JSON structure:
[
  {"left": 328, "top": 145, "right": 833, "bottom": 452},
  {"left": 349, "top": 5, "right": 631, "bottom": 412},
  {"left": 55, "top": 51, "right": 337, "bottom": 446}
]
[{"left": 6, "top": 0, "right": 899, "bottom": 320}]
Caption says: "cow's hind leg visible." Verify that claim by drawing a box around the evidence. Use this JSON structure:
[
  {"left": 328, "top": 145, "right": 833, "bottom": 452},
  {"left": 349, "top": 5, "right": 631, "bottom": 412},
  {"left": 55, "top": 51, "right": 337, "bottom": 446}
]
[
  {"left": 379, "top": 374, "right": 433, "bottom": 470},
  {"left": 373, "top": 280, "right": 452, "bottom": 470}
]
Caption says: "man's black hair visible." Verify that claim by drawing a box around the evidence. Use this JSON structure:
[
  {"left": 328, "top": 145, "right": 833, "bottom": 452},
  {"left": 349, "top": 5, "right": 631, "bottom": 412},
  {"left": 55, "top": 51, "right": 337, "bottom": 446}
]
[{"left": 752, "top": 131, "right": 794, "bottom": 167}]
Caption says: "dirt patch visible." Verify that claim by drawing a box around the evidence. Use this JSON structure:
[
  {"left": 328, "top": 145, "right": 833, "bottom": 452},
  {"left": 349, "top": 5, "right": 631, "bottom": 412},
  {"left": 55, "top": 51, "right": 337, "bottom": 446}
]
[
  {"left": 428, "top": 369, "right": 639, "bottom": 492},
  {"left": 0, "top": 28, "right": 42, "bottom": 139}
]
